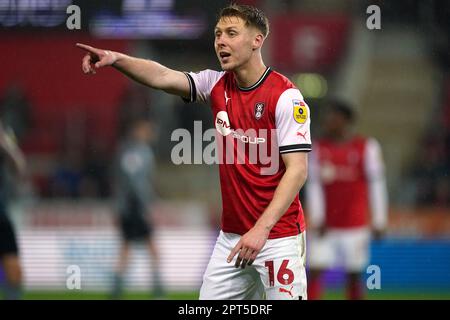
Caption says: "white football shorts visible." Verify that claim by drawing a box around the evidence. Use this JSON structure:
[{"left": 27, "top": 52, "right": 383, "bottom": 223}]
[
  {"left": 199, "top": 230, "right": 307, "bottom": 300},
  {"left": 307, "top": 227, "right": 371, "bottom": 272}
]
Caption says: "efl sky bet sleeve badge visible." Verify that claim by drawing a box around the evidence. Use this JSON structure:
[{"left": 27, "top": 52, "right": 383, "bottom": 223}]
[
  {"left": 293, "top": 100, "right": 308, "bottom": 124},
  {"left": 254, "top": 102, "right": 265, "bottom": 120}
]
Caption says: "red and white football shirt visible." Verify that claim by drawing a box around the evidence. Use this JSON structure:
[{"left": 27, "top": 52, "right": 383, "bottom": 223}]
[
  {"left": 184, "top": 67, "right": 311, "bottom": 239},
  {"left": 306, "top": 136, "right": 388, "bottom": 229}
]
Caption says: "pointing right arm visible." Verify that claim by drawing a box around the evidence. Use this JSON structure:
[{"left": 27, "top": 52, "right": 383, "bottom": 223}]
[{"left": 76, "top": 43, "right": 190, "bottom": 100}]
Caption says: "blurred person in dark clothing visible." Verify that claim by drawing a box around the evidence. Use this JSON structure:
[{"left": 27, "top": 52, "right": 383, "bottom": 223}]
[
  {"left": 0, "top": 84, "right": 31, "bottom": 143},
  {"left": 111, "top": 118, "right": 164, "bottom": 299},
  {"left": 0, "top": 120, "right": 26, "bottom": 300}
]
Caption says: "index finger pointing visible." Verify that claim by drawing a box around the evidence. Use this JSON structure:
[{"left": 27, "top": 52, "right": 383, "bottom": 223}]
[{"left": 76, "top": 43, "right": 99, "bottom": 55}]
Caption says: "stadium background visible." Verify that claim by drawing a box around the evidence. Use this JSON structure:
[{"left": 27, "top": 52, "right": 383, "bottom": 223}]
[{"left": 0, "top": 0, "right": 449, "bottom": 299}]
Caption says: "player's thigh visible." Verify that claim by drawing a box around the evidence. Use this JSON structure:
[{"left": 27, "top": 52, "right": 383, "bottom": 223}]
[
  {"left": 199, "top": 231, "right": 262, "bottom": 300},
  {"left": 307, "top": 230, "right": 336, "bottom": 270},
  {"left": 255, "top": 234, "right": 307, "bottom": 300},
  {"left": 338, "top": 228, "right": 371, "bottom": 272}
]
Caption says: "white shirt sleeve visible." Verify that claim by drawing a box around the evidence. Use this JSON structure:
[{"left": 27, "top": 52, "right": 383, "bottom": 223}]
[
  {"left": 184, "top": 69, "right": 225, "bottom": 103},
  {"left": 306, "top": 147, "right": 326, "bottom": 227},
  {"left": 275, "top": 88, "right": 312, "bottom": 153},
  {"left": 364, "top": 138, "right": 389, "bottom": 230}
]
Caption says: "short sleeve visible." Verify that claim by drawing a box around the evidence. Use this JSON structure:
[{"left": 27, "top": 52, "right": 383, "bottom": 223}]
[
  {"left": 183, "top": 69, "right": 225, "bottom": 103},
  {"left": 364, "top": 138, "right": 388, "bottom": 230},
  {"left": 364, "top": 138, "right": 385, "bottom": 180},
  {"left": 275, "top": 88, "right": 312, "bottom": 154}
]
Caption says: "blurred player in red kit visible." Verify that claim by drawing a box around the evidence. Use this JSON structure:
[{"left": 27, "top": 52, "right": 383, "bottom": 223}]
[
  {"left": 77, "top": 4, "right": 311, "bottom": 299},
  {"left": 305, "top": 100, "right": 388, "bottom": 300}
]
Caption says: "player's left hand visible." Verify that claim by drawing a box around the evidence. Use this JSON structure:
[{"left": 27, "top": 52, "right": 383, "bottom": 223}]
[{"left": 227, "top": 225, "right": 270, "bottom": 269}]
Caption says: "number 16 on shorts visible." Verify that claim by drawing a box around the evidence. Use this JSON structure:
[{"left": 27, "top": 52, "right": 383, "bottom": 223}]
[
  {"left": 263, "top": 257, "right": 307, "bottom": 300},
  {"left": 265, "top": 259, "right": 295, "bottom": 286}
]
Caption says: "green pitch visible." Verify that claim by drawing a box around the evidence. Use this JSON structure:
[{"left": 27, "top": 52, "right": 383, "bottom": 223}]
[
  {"left": 18, "top": 290, "right": 450, "bottom": 300},
  {"left": 21, "top": 291, "right": 200, "bottom": 300}
]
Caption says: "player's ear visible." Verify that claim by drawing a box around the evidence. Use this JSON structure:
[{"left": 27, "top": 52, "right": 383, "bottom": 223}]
[{"left": 252, "top": 33, "right": 264, "bottom": 51}]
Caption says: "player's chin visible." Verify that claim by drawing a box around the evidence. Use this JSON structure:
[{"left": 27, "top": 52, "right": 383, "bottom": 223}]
[{"left": 220, "top": 62, "right": 235, "bottom": 71}]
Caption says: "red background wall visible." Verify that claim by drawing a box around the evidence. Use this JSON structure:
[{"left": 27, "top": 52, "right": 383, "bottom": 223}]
[{"left": 0, "top": 32, "right": 130, "bottom": 154}]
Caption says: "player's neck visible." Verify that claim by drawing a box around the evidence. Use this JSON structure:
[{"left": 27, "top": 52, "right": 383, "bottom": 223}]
[{"left": 233, "top": 58, "right": 267, "bottom": 89}]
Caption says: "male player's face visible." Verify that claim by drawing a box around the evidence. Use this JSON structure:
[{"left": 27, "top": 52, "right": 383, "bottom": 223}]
[{"left": 214, "top": 16, "right": 259, "bottom": 71}]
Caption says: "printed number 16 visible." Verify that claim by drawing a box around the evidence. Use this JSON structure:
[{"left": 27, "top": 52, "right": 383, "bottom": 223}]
[{"left": 265, "top": 260, "right": 294, "bottom": 286}]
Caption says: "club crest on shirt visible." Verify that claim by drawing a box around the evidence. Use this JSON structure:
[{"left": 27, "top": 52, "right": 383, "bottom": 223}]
[
  {"left": 293, "top": 100, "right": 307, "bottom": 124},
  {"left": 254, "top": 102, "right": 265, "bottom": 120}
]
